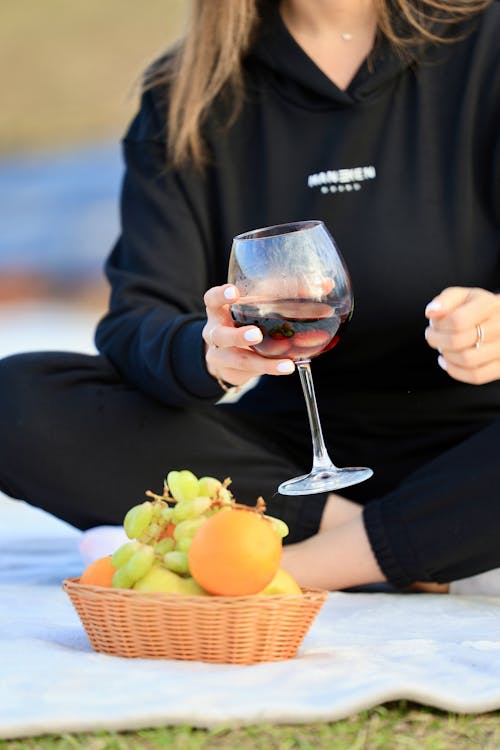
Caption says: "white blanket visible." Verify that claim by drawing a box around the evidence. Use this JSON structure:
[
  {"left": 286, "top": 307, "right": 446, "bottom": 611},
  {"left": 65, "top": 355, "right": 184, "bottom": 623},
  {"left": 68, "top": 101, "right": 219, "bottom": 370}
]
[{"left": 1, "top": 494, "right": 500, "bottom": 740}]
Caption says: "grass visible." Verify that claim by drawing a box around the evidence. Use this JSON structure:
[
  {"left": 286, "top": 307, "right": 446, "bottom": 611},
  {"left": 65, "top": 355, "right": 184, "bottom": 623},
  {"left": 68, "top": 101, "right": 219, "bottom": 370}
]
[
  {"left": 0, "top": 0, "right": 186, "bottom": 154},
  {"left": 1, "top": 703, "right": 500, "bottom": 749}
]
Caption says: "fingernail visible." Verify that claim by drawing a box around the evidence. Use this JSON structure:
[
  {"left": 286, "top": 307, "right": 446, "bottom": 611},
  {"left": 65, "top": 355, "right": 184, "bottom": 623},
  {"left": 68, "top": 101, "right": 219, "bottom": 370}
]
[
  {"left": 224, "top": 286, "right": 237, "bottom": 300},
  {"left": 437, "top": 355, "right": 447, "bottom": 371},
  {"left": 244, "top": 328, "right": 261, "bottom": 342},
  {"left": 424, "top": 326, "right": 430, "bottom": 339},
  {"left": 426, "top": 300, "right": 442, "bottom": 313},
  {"left": 277, "top": 361, "right": 294, "bottom": 373}
]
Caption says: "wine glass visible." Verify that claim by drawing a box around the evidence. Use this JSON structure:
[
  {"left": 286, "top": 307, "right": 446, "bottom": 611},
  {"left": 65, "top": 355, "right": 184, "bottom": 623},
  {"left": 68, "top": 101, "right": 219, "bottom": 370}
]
[{"left": 228, "top": 220, "right": 373, "bottom": 495}]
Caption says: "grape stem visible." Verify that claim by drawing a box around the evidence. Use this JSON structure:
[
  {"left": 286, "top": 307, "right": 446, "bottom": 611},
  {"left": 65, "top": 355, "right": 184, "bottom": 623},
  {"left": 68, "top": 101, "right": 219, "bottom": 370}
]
[
  {"left": 145, "top": 483, "right": 266, "bottom": 517},
  {"left": 145, "top": 488, "right": 171, "bottom": 503},
  {"left": 232, "top": 497, "right": 267, "bottom": 515}
]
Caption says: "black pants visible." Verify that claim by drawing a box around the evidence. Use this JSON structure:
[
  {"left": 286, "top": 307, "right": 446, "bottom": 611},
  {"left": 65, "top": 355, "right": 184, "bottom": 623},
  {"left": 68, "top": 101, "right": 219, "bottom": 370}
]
[{"left": 1, "top": 351, "right": 499, "bottom": 587}]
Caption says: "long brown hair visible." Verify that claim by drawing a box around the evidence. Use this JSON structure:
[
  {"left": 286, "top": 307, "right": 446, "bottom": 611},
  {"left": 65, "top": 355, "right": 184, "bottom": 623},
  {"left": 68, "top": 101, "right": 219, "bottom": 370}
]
[{"left": 146, "top": 0, "right": 491, "bottom": 168}]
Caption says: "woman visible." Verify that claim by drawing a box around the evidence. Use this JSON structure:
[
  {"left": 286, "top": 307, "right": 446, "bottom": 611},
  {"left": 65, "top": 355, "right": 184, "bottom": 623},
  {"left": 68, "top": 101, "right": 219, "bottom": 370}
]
[{"left": 0, "top": 0, "right": 499, "bottom": 592}]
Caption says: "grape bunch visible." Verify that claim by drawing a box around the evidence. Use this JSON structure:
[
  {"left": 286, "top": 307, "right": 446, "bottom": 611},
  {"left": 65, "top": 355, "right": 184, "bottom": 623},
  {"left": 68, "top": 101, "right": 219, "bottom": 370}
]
[{"left": 109, "top": 470, "right": 289, "bottom": 594}]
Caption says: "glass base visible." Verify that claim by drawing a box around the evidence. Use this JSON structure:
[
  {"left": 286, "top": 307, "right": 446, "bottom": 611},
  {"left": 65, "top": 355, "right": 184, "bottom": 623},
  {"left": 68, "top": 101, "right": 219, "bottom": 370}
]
[{"left": 278, "top": 467, "right": 373, "bottom": 496}]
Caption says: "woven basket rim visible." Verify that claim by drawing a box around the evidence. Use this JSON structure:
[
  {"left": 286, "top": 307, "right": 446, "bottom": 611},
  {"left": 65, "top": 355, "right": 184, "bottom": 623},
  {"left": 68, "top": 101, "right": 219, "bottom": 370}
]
[{"left": 62, "top": 577, "right": 328, "bottom": 605}]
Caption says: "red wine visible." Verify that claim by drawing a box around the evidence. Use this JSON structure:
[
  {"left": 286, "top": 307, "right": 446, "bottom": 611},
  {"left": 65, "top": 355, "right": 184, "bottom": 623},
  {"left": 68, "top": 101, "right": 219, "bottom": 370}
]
[{"left": 231, "top": 298, "right": 351, "bottom": 361}]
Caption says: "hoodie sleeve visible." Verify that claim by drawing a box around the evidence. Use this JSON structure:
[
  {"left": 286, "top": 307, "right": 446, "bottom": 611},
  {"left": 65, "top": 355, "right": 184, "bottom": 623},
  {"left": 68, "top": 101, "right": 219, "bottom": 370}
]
[{"left": 95, "top": 88, "right": 223, "bottom": 407}]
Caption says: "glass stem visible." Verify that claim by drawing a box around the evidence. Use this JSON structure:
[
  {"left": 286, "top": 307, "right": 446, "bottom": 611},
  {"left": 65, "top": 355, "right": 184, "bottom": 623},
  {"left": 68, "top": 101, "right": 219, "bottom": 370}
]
[{"left": 296, "top": 360, "right": 337, "bottom": 472}]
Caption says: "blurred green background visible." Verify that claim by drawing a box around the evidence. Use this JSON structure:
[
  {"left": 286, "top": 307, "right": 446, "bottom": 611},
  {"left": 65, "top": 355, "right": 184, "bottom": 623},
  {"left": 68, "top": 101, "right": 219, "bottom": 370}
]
[{"left": 0, "top": 0, "right": 186, "bottom": 153}]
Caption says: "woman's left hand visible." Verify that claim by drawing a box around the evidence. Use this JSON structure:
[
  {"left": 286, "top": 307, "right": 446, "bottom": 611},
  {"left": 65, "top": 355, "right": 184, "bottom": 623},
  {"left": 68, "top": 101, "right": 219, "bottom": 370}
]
[{"left": 425, "top": 287, "right": 500, "bottom": 384}]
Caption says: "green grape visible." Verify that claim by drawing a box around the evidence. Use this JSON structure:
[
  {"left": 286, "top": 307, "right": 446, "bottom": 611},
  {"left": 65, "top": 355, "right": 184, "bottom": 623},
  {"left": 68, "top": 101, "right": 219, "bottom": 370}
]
[
  {"left": 166, "top": 470, "right": 200, "bottom": 502},
  {"left": 164, "top": 550, "right": 189, "bottom": 575},
  {"left": 190, "top": 496, "right": 212, "bottom": 516},
  {"left": 112, "top": 567, "right": 134, "bottom": 589},
  {"left": 154, "top": 537, "right": 175, "bottom": 556},
  {"left": 218, "top": 487, "right": 234, "bottom": 506},
  {"left": 265, "top": 515, "right": 289, "bottom": 539},
  {"left": 172, "top": 496, "right": 211, "bottom": 523},
  {"left": 111, "top": 541, "right": 139, "bottom": 569},
  {"left": 151, "top": 503, "right": 164, "bottom": 521},
  {"left": 123, "top": 501, "right": 153, "bottom": 539},
  {"left": 141, "top": 521, "right": 162, "bottom": 541},
  {"left": 122, "top": 544, "right": 155, "bottom": 583},
  {"left": 173, "top": 517, "right": 205, "bottom": 543},
  {"left": 171, "top": 500, "right": 195, "bottom": 524},
  {"left": 198, "top": 476, "right": 222, "bottom": 498},
  {"left": 175, "top": 536, "right": 192, "bottom": 553},
  {"left": 160, "top": 506, "right": 173, "bottom": 524}
]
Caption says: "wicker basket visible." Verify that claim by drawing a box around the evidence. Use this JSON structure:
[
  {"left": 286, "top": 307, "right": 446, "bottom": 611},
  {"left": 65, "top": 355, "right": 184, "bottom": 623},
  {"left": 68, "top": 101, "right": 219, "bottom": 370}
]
[{"left": 63, "top": 577, "right": 327, "bottom": 664}]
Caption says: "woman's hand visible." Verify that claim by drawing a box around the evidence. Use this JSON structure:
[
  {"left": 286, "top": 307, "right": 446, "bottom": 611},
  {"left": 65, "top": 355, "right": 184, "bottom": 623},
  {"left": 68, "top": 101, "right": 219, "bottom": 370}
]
[
  {"left": 425, "top": 287, "right": 500, "bottom": 384},
  {"left": 202, "top": 284, "right": 295, "bottom": 388}
]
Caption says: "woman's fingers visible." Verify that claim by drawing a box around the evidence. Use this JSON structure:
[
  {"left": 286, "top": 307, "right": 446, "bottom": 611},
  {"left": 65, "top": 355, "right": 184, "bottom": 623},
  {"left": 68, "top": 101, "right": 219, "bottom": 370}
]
[
  {"left": 425, "top": 313, "right": 500, "bottom": 353},
  {"left": 424, "top": 286, "right": 500, "bottom": 385},
  {"left": 436, "top": 352, "right": 500, "bottom": 385},
  {"left": 203, "top": 284, "right": 241, "bottom": 349},
  {"left": 202, "top": 284, "right": 238, "bottom": 344},
  {"left": 205, "top": 321, "right": 263, "bottom": 350},
  {"left": 203, "top": 283, "right": 266, "bottom": 349},
  {"left": 425, "top": 287, "right": 495, "bottom": 322},
  {"left": 203, "top": 284, "right": 268, "bottom": 349},
  {"left": 425, "top": 287, "right": 498, "bottom": 334},
  {"left": 207, "top": 346, "right": 295, "bottom": 383},
  {"left": 216, "top": 360, "right": 295, "bottom": 386},
  {"left": 203, "top": 283, "right": 238, "bottom": 314},
  {"left": 216, "top": 346, "right": 295, "bottom": 375},
  {"left": 203, "top": 283, "right": 295, "bottom": 385}
]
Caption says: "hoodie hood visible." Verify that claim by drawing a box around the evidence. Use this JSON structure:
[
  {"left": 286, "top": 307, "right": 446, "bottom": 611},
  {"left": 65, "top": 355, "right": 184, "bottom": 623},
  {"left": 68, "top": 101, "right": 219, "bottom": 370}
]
[
  {"left": 248, "top": 0, "right": 479, "bottom": 109},
  {"left": 248, "top": 1, "right": 414, "bottom": 108}
]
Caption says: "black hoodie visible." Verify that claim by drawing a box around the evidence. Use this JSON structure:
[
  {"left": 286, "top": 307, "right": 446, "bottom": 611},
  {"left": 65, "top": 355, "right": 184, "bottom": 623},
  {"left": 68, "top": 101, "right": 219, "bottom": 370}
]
[{"left": 95, "top": 1, "right": 500, "bottom": 420}]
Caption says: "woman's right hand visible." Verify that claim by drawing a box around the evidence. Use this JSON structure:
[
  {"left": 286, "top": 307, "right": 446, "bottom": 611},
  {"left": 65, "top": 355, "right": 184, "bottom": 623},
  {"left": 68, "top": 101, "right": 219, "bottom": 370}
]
[{"left": 202, "top": 284, "right": 295, "bottom": 388}]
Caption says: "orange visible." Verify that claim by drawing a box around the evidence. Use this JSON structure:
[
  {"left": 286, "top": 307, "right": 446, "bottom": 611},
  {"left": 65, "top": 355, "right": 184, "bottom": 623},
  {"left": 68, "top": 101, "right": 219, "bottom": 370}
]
[
  {"left": 79, "top": 555, "right": 117, "bottom": 587},
  {"left": 188, "top": 508, "right": 282, "bottom": 596}
]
